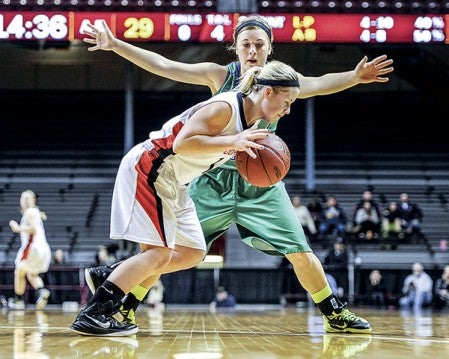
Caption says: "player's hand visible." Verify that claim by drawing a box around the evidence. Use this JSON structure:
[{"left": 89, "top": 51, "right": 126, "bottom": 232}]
[
  {"left": 234, "top": 127, "right": 269, "bottom": 159},
  {"left": 9, "top": 220, "right": 20, "bottom": 233},
  {"left": 82, "top": 20, "right": 117, "bottom": 51},
  {"left": 355, "top": 55, "right": 394, "bottom": 84}
]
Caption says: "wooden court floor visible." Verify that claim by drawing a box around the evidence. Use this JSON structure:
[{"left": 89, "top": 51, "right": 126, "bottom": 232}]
[{"left": 0, "top": 304, "right": 448, "bottom": 358}]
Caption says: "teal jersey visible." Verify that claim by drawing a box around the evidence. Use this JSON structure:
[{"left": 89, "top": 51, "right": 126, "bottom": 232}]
[{"left": 188, "top": 61, "right": 311, "bottom": 255}]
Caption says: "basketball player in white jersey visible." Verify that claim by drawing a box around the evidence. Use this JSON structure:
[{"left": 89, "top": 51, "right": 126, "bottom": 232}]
[
  {"left": 8, "top": 190, "right": 52, "bottom": 310},
  {"left": 70, "top": 60, "right": 300, "bottom": 336}
]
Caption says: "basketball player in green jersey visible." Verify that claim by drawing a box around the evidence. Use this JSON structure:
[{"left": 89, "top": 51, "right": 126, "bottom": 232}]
[{"left": 83, "top": 15, "right": 394, "bottom": 333}]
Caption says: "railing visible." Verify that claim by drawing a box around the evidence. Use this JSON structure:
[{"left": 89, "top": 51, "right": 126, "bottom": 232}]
[{"left": 0, "top": 265, "right": 90, "bottom": 306}]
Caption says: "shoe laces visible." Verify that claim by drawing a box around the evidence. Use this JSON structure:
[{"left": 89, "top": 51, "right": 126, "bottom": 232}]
[{"left": 339, "top": 308, "right": 358, "bottom": 322}]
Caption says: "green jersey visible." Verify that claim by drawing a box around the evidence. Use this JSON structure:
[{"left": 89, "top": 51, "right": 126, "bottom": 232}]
[{"left": 187, "top": 61, "right": 311, "bottom": 255}]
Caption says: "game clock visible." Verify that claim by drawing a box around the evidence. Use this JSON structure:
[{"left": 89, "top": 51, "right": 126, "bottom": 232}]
[
  {"left": 0, "top": 11, "right": 447, "bottom": 44},
  {"left": 0, "top": 12, "right": 68, "bottom": 40}
]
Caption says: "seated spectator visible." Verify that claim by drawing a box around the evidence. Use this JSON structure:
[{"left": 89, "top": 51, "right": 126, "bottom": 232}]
[
  {"left": 434, "top": 265, "right": 449, "bottom": 309},
  {"left": 210, "top": 286, "right": 236, "bottom": 311},
  {"left": 354, "top": 201, "right": 380, "bottom": 241},
  {"left": 307, "top": 195, "right": 323, "bottom": 235},
  {"left": 366, "top": 269, "right": 388, "bottom": 308},
  {"left": 351, "top": 190, "right": 383, "bottom": 228},
  {"left": 46, "top": 248, "right": 69, "bottom": 304},
  {"left": 90, "top": 244, "right": 117, "bottom": 267},
  {"left": 307, "top": 196, "right": 323, "bottom": 238},
  {"left": 291, "top": 195, "right": 317, "bottom": 241},
  {"left": 323, "top": 238, "right": 348, "bottom": 297},
  {"left": 318, "top": 195, "right": 347, "bottom": 241},
  {"left": 399, "top": 262, "right": 433, "bottom": 311},
  {"left": 397, "top": 192, "right": 424, "bottom": 240},
  {"left": 381, "top": 201, "right": 403, "bottom": 240}
]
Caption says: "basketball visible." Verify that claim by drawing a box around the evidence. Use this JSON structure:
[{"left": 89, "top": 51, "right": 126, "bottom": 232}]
[{"left": 235, "top": 133, "right": 291, "bottom": 187}]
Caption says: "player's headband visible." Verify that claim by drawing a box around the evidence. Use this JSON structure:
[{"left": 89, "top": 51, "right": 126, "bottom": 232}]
[
  {"left": 234, "top": 19, "right": 273, "bottom": 42},
  {"left": 256, "top": 79, "right": 300, "bottom": 88}
]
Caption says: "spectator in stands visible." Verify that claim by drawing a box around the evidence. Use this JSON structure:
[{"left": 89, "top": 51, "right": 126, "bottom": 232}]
[
  {"left": 291, "top": 195, "right": 317, "bottom": 241},
  {"left": 210, "top": 286, "right": 237, "bottom": 311},
  {"left": 323, "top": 239, "right": 348, "bottom": 272},
  {"left": 366, "top": 269, "right": 388, "bottom": 308},
  {"left": 7, "top": 190, "right": 51, "bottom": 310},
  {"left": 323, "top": 238, "right": 348, "bottom": 298},
  {"left": 307, "top": 195, "right": 323, "bottom": 236},
  {"left": 47, "top": 248, "right": 69, "bottom": 304},
  {"left": 79, "top": 14, "right": 393, "bottom": 336},
  {"left": 381, "top": 201, "right": 403, "bottom": 240},
  {"left": 318, "top": 196, "right": 348, "bottom": 241},
  {"left": 397, "top": 193, "right": 424, "bottom": 239},
  {"left": 434, "top": 264, "right": 449, "bottom": 309},
  {"left": 354, "top": 201, "right": 380, "bottom": 241},
  {"left": 352, "top": 190, "right": 383, "bottom": 227},
  {"left": 399, "top": 262, "right": 433, "bottom": 311},
  {"left": 91, "top": 245, "right": 117, "bottom": 267}
]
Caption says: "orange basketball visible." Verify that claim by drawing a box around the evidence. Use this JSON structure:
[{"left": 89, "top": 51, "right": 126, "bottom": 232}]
[{"left": 235, "top": 133, "right": 291, "bottom": 188}]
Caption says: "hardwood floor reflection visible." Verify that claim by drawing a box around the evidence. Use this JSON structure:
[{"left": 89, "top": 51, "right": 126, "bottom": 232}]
[{"left": 0, "top": 305, "right": 448, "bottom": 358}]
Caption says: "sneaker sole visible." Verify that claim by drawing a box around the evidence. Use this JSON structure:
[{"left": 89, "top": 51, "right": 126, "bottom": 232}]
[
  {"left": 70, "top": 325, "right": 139, "bottom": 337},
  {"left": 325, "top": 326, "right": 373, "bottom": 334}
]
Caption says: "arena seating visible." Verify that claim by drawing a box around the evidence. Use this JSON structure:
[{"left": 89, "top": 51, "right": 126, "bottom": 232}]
[{"left": 1, "top": 147, "right": 448, "bottom": 268}]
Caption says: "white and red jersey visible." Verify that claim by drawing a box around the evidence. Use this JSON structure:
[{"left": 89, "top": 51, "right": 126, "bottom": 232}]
[
  {"left": 110, "top": 91, "right": 247, "bottom": 249},
  {"left": 15, "top": 207, "right": 51, "bottom": 274},
  {"left": 142, "top": 90, "right": 246, "bottom": 185}
]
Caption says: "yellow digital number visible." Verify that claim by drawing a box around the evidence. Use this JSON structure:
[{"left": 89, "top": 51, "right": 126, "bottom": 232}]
[{"left": 124, "top": 17, "right": 154, "bottom": 39}]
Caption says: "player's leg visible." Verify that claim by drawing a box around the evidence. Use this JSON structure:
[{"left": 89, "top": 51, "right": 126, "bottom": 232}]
[
  {"left": 26, "top": 272, "right": 51, "bottom": 310},
  {"left": 71, "top": 246, "right": 172, "bottom": 336},
  {"left": 8, "top": 261, "right": 28, "bottom": 309},
  {"left": 25, "top": 249, "right": 51, "bottom": 309},
  {"left": 235, "top": 181, "right": 372, "bottom": 334}
]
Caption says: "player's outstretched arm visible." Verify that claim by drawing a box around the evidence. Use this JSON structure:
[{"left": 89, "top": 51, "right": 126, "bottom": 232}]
[
  {"left": 297, "top": 54, "right": 394, "bottom": 99},
  {"left": 82, "top": 20, "right": 227, "bottom": 92}
]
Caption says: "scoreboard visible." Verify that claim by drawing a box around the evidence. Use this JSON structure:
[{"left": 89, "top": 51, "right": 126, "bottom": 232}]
[{"left": 0, "top": 11, "right": 447, "bottom": 44}]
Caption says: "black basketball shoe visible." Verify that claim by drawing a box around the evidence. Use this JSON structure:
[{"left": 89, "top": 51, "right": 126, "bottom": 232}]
[
  {"left": 84, "top": 260, "right": 123, "bottom": 294},
  {"left": 323, "top": 304, "right": 372, "bottom": 334},
  {"left": 70, "top": 300, "right": 138, "bottom": 337}
]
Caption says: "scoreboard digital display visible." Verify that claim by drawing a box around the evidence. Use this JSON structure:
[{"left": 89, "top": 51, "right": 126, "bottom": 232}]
[{"left": 0, "top": 11, "right": 447, "bottom": 44}]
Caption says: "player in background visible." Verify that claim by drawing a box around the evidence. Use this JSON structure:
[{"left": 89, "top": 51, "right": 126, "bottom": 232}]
[
  {"left": 8, "top": 190, "right": 51, "bottom": 310},
  {"left": 70, "top": 61, "right": 300, "bottom": 336},
  {"left": 82, "top": 15, "right": 393, "bottom": 333}
]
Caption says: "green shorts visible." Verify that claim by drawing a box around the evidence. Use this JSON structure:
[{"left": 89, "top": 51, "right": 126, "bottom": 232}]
[{"left": 187, "top": 164, "right": 311, "bottom": 256}]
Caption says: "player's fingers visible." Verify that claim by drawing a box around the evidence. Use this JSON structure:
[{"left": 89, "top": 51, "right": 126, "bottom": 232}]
[
  {"left": 85, "top": 22, "right": 96, "bottom": 31},
  {"left": 87, "top": 45, "right": 100, "bottom": 52},
  {"left": 83, "top": 38, "right": 96, "bottom": 44},
  {"left": 246, "top": 129, "right": 269, "bottom": 137},
  {"left": 245, "top": 147, "right": 257, "bottom": 159},
  {"left": 371, "top": 54, "right": 388, "bottom": 64},
  {"left": 83, "top": 29, "right": 95, "bottom": 37},
  {"left": 375, "top": 60, "right": 394, "bottom": 69}
]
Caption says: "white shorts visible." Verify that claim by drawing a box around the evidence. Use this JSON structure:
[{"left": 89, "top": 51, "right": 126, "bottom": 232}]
[
  {"left": 15, "top": 243, "right": 51, "bottom": 274},
  {"left": 110, "top": 143, "right": 206, "bottom": 251}
]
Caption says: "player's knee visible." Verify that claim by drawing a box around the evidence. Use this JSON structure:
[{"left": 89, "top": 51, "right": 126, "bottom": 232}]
[{"left": 180, "top": 248, "right": 207, "bottom": 269}]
